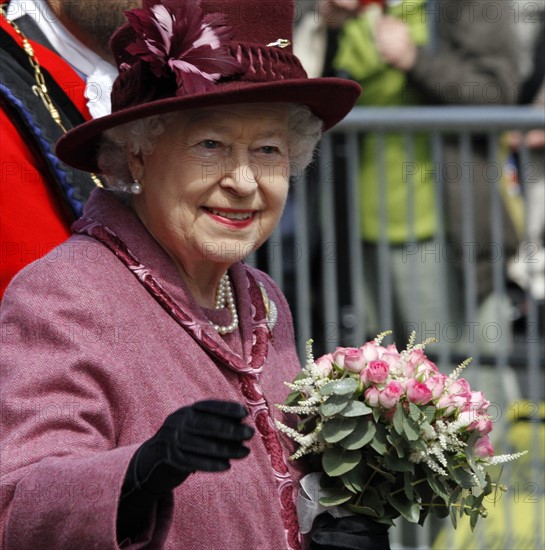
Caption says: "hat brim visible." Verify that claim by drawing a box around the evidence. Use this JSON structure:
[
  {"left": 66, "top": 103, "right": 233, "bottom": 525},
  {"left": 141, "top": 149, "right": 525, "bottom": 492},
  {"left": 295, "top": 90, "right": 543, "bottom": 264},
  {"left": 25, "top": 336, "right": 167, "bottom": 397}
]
[{"left": 56, "top": 78, "right": 361, "bottom": 174}]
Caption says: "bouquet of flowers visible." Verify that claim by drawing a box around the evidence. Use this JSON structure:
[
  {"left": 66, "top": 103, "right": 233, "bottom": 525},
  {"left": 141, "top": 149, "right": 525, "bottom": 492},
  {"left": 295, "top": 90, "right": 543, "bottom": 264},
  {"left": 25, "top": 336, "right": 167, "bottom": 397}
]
[{"left": 276, "top": 332, "right": 526, "bottom": 531}]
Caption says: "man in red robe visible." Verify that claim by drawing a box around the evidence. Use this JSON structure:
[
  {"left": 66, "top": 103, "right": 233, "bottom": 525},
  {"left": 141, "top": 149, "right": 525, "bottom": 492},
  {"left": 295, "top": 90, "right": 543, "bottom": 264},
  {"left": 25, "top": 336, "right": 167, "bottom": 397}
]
[{"left": 0, "top": 0, "right": 136, "bottom": 296}]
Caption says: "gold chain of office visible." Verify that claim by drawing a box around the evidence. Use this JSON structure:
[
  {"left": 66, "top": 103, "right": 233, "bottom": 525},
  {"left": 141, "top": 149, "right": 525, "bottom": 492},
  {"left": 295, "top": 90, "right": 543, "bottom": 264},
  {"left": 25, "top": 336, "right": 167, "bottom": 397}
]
[{"left": 0, "top": 6, "right": 103, "bottom": 188}]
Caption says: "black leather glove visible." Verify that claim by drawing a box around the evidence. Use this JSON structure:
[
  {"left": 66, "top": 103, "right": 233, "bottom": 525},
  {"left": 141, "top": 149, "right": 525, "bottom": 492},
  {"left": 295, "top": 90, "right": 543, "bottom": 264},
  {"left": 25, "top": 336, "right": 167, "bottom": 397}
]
[
  {"left": 309, "top": 513, "right": 391, "bottom": 550},
  {"left": 117, "top": 400, "right": 254, "bottom": 543}
]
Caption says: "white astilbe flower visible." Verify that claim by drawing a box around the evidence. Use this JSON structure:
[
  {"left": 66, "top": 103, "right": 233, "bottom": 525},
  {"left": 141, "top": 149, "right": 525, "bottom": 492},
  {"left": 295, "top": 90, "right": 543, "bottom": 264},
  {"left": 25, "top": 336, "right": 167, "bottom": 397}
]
[
  {"left": 429, "top": 444, "right": 449, "bottom": 468},
  {"left": 421, "top": 423, "right": 437, "bottom": 441},
  {"left": 409, "top": 449, "right": 448, "bottom": 476},
  {"left": 284, "top": 377, "right": 315, "bottom": 390},
  {"left": 484, "top": 450, "right": 528, "bottom": 465},
  {"left": 446, "top": 357, "right": 473, "bottom": 386},
  {"left": 400, "top": 331, "right": 437, "bottom": 360},
  {"left": 276, "top": 404, "right": 319, "bottom": 415},
  {"left": 374, "top": 330, "right": 393, "bottom": 346},
  {"left": 275, "top": 419, "right": 325, "bottom": 460},
  {"left": 410, "top": 418, "right": 468, "bottom": 475},
  {"left": 434, "top": 420, "right": 467, "bottom": 453},
  {"left": 297, "top": 394, "right": 323, "bottom": 407},
  {"left": 305, "top": 339, "right": 315, "bottom": 367}
]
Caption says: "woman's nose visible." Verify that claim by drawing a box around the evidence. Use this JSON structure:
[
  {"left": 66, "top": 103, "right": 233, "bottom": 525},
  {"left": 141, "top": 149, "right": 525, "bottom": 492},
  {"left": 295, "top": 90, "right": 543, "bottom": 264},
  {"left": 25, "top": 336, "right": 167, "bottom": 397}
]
[
  {"left": 219, "top": 154, "right": 259, "bottom": 196},
  {"left": 220, "top": 164, "right": 258, "bottom": 195}
]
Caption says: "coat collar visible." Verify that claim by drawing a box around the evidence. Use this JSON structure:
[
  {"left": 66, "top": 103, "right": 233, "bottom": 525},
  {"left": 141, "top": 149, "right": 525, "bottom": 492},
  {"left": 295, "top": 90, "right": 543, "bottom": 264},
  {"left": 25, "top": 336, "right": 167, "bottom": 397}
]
[{"left": 75, "top": 188, "right": 271, "bottom": 376}]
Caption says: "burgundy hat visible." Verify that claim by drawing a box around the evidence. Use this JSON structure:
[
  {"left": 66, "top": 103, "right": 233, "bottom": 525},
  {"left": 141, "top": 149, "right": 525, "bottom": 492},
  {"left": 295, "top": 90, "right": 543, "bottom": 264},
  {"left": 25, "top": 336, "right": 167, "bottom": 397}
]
[{"left": 56, "top": 0, "right": 361, "bottom": 174}]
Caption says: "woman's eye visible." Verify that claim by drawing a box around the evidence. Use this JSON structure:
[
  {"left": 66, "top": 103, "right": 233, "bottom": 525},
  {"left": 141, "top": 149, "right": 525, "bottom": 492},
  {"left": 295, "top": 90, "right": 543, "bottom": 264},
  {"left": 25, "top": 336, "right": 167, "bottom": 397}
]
[
  {"left": 200, "top": 140, "right": 221, "bottom": 149},
  {"left": 258, "top": 146, "right": 280, "bottom": 155}
]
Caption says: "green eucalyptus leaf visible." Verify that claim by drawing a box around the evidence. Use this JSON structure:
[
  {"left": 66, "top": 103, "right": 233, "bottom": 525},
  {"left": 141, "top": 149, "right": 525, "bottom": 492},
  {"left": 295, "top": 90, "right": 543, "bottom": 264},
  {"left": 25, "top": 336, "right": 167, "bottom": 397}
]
[
  {"left": 403, "top": 417, "right": 420, "bottom": 441},
  {"left": 459, "top": 496, "right": 466, "bottom": 518},
  {"left": 320, "top": 378, "right": 358, "bottom": 396},
  {"left": 346, "top": 486, "right": 385, "bottom": 518},
  {"left": 342, "top": 400, "right": 373, "bottom": 417},
  {"left": 448, "top": 485, "right": 462, "bottom": 507},
  {"left": 322, "top": 417, "right": 358, "bottom": 443},
  {"left": 449, "top": 505, "right": 458, "bottom": 529},
  {"left": 319, "top": 491, "right": 354, "bottom": 507},
  {"left": 322, "top": 447, "right": 361, "bottom": 477},
  {"left": 340, "top": 419, "right": 376, "bottom": 450},
  {"left": 426, "top": 471, "right": 451, "bottom": 502},
  {"left": 340, "top": 476, "right": 358, "bottom": 494},
  {"left": 409, "top": 402, "right": 421, "bottom": 422},
  {"left": 446, "top": 456, "right": 476, "bottom": 489},
  {"left": 387, "top": 492, "right": 421, "bottom": 523},
  {"left": 345, "top": 504, "right": 380, "bottom": 518},
  {"left": 320, "top": 395, "right": 350, "bottom": 417},
  {"left": 370, "top": 422, "right": 389, "bottom": 455},
  {"left": 383, "top": 454, "right": 414, "bottom": 473},
  {"left": 341, "top": 461, "right": 369, "bottom": 493},
  {"left": 386, "top": 433, "right": 406, "bottom": 458},
  {"left": 421, "top": 405, "right": 436, "bottom": 422},
  {"left": 393, "top": 404, "right": 405, "bottom": 435},
  {"left": 404, "top": 471, "right": 414, "bottom": 501},
  {"left": 470, "top": 509, "right": 479, "bottom": 531},
  {"left": 368, "top": 462, "right": 397, "bottom": 484}
]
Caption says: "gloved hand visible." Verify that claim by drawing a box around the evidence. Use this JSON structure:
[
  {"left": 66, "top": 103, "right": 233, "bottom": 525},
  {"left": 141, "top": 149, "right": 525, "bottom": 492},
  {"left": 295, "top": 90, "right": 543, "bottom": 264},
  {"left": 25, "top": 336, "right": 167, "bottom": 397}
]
[
  {"left": 117, "top": 400, "right": 254, "bottom": 544},
  {"left": 122, "top": 400, "right": 255, "bottom": 497},
  {"left": 309, "top": 513, "right": 391, "bottom": 550}
]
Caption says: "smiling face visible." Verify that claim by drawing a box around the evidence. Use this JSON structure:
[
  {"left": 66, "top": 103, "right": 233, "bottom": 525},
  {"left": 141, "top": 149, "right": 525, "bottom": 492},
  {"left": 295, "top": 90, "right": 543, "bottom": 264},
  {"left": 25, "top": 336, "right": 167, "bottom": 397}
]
[{"left": 130, "top": 103, "right": 290, "bottom": 282}]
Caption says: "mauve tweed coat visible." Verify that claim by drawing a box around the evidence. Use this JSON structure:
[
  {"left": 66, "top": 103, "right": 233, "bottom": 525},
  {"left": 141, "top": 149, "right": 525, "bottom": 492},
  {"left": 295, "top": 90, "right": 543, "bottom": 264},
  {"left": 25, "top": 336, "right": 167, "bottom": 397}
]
[{"left": 0, "top": 189, "right": 306, "bottom": 549}]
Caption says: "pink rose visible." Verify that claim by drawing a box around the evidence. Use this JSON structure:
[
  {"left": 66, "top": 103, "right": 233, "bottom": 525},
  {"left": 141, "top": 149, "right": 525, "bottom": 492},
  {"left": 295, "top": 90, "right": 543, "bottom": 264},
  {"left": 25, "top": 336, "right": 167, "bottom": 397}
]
[
  {"left": 360, "top": 342, "right": 381, "bottom": 363},
  {"left": 449, "top": 378, "right": 471, "bottom": 397},
  {"left": 464, "top": 391, "right": 490, "bottom": 414},
  {"left": 381, "top": 351, "right": 403, "bottom": 376},
  {"left": 406, "top": 379, "right": 432, "bottom": 405},
  {"left": 362, "top": 360, "right": 390, "bottom": 386},
  {"left": 384, "top": 344, "right": 400, "bottom": 355},
  {"left": 331, "top": 347, "right": 345, "bottom": 368},
  {"left": 378, "top": 380, "right": 404, "bottom": 409},
  {"left": 415, "top": 360, "right": 439, "bottom": 380},
  {"left": 436, "top": 378, "right": 472, "bottom": 415},
  {"left": 314, "top": 354, "right": 334, "bottom": 376},
  {"left": 472, "top": 416, "right": 493, "bottom": 436},
  {"left": 457, "top": 410, "right": 474, "bottom": 428},
  {"left": 474, "top": 435, "right": 494, "bottom": 458},
  {"left": 424, "top": 374, "right": 447, "bottom": 400},
  {"left": 333, "top": 347, "right": 366, "bottom": 373},
  {"left": 458, "top": 411, "right": 493, "bottom": 436},
  {"left": 365, "top": 386, "right": 380, "bottom": 408},
  {"left": 406, "top": 348, "right": 427, "bottom": 368},
  {"left": 343, "top": 348, "right": 366, "bottom": 373},
  {"left": 437, "top": 393, "right": 469, "bottom": 416}
]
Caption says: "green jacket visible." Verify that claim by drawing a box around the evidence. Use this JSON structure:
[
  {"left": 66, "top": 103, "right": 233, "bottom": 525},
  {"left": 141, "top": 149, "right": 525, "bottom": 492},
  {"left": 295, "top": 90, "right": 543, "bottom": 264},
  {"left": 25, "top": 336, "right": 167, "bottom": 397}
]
[{"left": 334, "top": 0, "right": 436, "bottom": 243}]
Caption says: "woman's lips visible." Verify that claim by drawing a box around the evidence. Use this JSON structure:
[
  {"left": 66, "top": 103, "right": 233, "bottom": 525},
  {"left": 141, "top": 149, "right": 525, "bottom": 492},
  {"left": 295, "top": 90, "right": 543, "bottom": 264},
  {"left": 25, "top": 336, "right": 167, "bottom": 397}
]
[{"left": 204, "top": 207, "right": 256, "bottom": 228}]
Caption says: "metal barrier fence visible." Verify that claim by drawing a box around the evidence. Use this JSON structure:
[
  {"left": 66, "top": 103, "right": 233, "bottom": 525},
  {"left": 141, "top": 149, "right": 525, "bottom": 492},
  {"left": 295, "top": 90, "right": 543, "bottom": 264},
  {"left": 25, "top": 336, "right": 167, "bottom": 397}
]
[{"left": 250, "top": 106, "right": 545, "bottom": 549}]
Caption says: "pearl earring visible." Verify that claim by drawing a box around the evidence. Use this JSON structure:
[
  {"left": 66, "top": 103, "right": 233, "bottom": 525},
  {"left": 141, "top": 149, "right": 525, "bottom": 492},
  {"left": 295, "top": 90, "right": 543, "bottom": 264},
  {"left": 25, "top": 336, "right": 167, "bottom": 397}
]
[{"left": 130, "top": 181, "right": 143, "bottom": 195}]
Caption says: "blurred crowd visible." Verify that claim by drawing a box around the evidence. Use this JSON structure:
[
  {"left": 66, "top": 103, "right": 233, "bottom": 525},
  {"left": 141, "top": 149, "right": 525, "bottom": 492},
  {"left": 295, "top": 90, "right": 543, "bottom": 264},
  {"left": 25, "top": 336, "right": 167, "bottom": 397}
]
[{"left": 291, "top": 0, "right": 544, "bottom": 352}]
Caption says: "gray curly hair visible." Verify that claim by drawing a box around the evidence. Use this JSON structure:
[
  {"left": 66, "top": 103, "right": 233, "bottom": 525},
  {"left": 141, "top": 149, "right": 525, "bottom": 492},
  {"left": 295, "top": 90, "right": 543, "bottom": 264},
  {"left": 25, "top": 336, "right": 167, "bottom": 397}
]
[{"left": 96, "top": 104, "right": 322, "bottom": 190}]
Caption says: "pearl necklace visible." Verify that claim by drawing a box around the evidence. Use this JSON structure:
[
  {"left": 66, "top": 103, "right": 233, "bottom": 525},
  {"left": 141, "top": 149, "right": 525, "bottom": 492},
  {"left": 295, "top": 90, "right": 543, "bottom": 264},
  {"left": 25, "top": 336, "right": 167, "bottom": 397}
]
[{"left": 212, "top": 273, "right": 239, "bottom": 335}]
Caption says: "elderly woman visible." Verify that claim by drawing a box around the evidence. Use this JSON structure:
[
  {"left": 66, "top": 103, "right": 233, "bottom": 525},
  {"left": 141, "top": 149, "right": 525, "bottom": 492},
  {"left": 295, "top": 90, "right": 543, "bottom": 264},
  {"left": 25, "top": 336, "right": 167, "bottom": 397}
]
[{"left": 0, "top": 0, "right": 360, "bottom": 548}]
